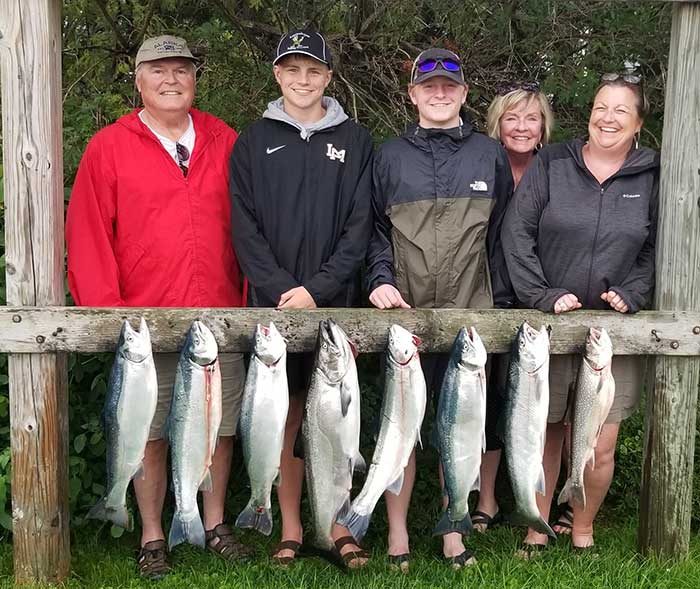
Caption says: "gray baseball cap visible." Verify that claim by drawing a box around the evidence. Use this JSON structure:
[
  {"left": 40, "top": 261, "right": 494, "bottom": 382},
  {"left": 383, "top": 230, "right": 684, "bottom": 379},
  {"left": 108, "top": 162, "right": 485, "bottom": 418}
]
[
  {"left": 411, "top": 48, "right": 465, "bottom": 86},
  {"left": 135, "top": 35, "right": 197, "bottom": 68}
]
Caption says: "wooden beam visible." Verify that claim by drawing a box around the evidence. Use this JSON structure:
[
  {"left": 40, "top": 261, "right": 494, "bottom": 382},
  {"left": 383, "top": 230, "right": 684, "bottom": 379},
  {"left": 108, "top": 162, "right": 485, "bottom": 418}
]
[
  {"left": 639, "top": 1, "right": 700, "bottom": 558},
  {"left": 0, "top": 307, "right": 696, "bottom": 354},
  {"left": 0, "top": 1, "right": 70, "bottom": 584}
]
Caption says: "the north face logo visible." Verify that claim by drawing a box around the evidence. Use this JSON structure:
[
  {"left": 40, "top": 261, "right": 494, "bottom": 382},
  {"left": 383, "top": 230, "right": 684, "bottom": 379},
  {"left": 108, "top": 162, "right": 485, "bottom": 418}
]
[{"left": 326, "top": 144, "right": 346, "bottom": 163}]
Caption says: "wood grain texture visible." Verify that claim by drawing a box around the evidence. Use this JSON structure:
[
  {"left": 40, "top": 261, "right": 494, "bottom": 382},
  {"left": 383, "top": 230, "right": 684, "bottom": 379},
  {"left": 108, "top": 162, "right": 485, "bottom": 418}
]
[
  {"left": 0, "top": 0, "right": 70, "bottom": 583},
  {"left": 0, "top": 307, "right": 697, "bottom": 354},
  {"left": 639, "top": 2, "right": 700, "bottom": 558}
]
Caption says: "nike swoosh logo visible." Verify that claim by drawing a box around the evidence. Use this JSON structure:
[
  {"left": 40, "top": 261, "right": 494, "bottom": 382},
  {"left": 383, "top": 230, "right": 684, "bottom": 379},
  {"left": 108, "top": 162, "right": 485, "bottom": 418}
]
[{"left": 266, "top": 145, "right": 286, "bottom": 154}]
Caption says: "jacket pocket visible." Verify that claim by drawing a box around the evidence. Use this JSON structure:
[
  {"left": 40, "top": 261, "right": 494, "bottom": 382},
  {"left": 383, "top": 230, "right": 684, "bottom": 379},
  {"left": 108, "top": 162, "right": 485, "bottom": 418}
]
[{"left": 118, "top": 243, "right": 147, "bottom": 283}]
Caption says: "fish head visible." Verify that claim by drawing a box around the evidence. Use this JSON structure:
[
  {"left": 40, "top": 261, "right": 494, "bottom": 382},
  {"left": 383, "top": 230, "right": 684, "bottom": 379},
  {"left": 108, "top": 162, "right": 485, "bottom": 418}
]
[
  {"left": 117, "top": 318, "right": 152, "bottom": 363},
  {"left": 184, "top": 320, "right": 218, "bottom": 366},
  {"left": 315, "top": 319, "right": 354, "bottom": 382},
  {"left": 585, "top": 327, "right": 613, "bottom": 370},
  {"left": 253, "top": 322, "right": 287, "bottom": 365},
  {"left": 454, "top": 326, "right": 487, "bottom": 370},
  {"left": 387, "top": 324, "right": 420, "bottom": 365},
  {"left": 513, "top": 321, "right": 550, "bottom": 373}
]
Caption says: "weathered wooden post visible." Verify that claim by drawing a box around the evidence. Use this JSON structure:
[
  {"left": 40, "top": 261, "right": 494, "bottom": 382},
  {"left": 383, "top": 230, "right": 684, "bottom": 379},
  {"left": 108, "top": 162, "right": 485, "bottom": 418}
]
[
  {"left": 639, "top": 1, "right": 700, "bottom": 557},
  {"left": 0, "top": 0, "right": 71, "bottom": 583}
]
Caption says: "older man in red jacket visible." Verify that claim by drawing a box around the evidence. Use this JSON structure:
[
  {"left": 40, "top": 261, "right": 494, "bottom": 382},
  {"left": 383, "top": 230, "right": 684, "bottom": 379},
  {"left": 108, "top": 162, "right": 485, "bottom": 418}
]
[{"left": 65, "top": 35, "right": 250, "bottom": 579}]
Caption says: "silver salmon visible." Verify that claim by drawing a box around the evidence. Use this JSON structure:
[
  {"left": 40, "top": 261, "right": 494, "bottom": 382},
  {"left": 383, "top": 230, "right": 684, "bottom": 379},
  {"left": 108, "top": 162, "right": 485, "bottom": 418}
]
[
  {"left": 504, "top": 321, "right": 555, "bottom": 538},
  {"left": 558, "top": 327, "right": 615, "bottom": 509},
  {"left": 434, "top": 326, "right": 487, "bottom": 537},
  {"left": 168, "top": 320, "right": 222, "bottom": 549},
  {"left": 88, "top": 318, "right": 158, "bottom": 530},
  {"left": 340, "top": 324, "right": 426, "bottom": 542},
  {"left": 303, "top": 319, "right": 365, "bottom": 551},
  {"left": 236, "top": 322, "right": 288, "bottom": 536}
]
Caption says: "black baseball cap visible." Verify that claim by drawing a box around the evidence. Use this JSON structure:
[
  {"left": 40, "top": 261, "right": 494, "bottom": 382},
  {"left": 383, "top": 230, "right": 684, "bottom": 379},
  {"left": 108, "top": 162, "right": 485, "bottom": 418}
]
[
  {"left": 411, "top": 48, "right": 466, "bottom": 86},
  {"left": 273, "top": 29, "right": 332, "bottom": 67}
]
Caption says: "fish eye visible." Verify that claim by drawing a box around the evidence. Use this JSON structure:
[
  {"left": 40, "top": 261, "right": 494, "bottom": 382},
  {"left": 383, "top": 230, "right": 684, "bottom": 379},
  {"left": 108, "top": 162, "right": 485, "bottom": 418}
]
[
  {"left": 322, "top": 342, "right": 328, "bottom": 350},
  {"left": 127, "top": 336, "right": 133, "bottom": 342}
]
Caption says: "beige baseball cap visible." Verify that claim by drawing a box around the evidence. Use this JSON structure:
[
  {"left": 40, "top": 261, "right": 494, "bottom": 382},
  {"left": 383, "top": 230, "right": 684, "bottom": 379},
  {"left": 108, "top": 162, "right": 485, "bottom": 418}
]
[{"left": 135, "top": 35, "right": 197, "bottom": 68}]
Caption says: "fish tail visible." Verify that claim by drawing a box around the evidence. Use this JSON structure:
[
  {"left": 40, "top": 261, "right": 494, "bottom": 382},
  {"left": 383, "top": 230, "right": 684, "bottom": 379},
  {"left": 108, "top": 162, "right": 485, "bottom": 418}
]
[
  {"left": 235, "top": 501, "right": 273, "bottom": 536},
  {"left": 86, "top": 496, "right": 132, "bottom": 531},
  {"left": 558, "top": 479, "right": 586, "bottom": 510},
  {"left": 432, "top": 510, "right": 473, "bottom": 537},
  {"left": 337, "top": 508, "right": 371, "bottom": 542},
  {"left": 531, "top": 516, "right": 557, "bottom": 539},
  {"left": 168, "top": 511, "right": 205, "bottom": 549}
]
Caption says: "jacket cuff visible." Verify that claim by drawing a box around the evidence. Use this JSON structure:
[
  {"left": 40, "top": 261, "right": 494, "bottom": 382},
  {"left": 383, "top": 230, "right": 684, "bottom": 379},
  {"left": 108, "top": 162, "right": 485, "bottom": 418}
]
[
  {"left": 535, "top": 288, "right": 571, "bottom": 313},
  {"left": 608, "top": 286, "right": 641, "bottom": 314},
  {"left": 369, "top": 277, "right": 397, "bottom": 295}
]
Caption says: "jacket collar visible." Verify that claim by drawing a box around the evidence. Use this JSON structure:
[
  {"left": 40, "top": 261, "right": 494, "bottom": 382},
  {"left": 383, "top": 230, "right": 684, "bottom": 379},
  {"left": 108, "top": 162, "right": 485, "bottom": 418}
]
[
  {"left": 404, "top": 119, "right": 474, "bottom": 147},
  {"left": 568, "top": 137, "right": 659, "bottom": 178},
  {"left": 121, "top": 108, "right": 221, "bottom": 168}
]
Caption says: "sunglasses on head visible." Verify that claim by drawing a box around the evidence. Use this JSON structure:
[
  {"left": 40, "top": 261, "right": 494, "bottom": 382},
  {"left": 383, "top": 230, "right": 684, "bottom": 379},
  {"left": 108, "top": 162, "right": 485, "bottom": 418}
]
[
  {"left": 601, "top": 72, "right": 642, "bottom": 85},
  {"left": 496, "top": 81, "right": 540, "bottom": 96}
]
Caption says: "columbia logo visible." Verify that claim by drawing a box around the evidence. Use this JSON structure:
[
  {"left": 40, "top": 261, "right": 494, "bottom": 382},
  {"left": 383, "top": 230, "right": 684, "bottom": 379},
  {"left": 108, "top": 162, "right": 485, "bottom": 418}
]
[{"left": 622, "top": 194, "right": 641, "bottom": 199}]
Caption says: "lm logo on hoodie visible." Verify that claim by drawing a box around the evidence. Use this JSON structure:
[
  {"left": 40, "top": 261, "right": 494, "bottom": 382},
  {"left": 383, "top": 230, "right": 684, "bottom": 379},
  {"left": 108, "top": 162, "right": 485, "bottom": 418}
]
[{"left": 326, "top": 143, "right": 346, "bottom": 163}]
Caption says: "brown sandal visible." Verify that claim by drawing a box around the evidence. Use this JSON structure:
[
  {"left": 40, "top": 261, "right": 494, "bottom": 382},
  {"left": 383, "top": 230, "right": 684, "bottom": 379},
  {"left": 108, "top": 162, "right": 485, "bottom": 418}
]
[
  {"left": 205, "top": 523, "right": 255, "bottom": 562},
  {"left": 270, "top": 540, "right": 302, "bottom": 566},
  {"left": 137, "top": 539, "right": 171, "bottom": 580},
  {"left": 334, "top": 535, "right": 370, "bottom": 569}
]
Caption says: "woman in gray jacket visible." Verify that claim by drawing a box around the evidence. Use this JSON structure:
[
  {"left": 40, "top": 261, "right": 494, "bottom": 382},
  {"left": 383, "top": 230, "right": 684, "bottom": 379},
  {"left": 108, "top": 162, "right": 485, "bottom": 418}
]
[{"left": 501, "top": 73, "right": 659, "bottom": 553}]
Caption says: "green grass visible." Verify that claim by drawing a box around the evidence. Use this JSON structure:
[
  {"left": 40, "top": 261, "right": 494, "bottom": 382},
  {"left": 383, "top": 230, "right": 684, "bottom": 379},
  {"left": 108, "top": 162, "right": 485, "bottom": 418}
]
[{"left": 0, "top": 517, "right": 699, "bottom": 588}]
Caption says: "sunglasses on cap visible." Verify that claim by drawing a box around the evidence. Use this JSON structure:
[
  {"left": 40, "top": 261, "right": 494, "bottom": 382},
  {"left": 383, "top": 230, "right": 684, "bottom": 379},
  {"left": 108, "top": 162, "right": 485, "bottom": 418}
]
[
  {"left": 414, "top": 57, "right": 462, "bottom": 75},
  {"left": 601, "top": 72, "right": 642, "bottom": 85},
  {"left": 496, "top": 81, "right": 540, "bottom": 95}
]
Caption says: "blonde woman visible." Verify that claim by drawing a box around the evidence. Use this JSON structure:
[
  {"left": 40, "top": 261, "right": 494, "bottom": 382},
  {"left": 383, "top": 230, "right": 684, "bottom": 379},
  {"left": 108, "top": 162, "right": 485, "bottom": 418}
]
[{"left": 472, "top": 82, "right": 554, "bottom": 533}]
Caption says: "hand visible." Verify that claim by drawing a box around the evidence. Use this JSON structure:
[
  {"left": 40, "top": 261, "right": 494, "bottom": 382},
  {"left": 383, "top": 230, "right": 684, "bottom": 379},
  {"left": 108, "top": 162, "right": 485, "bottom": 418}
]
[
  {"left": 600, "top": 290, "right": 629, "bottom": 313},
  {"left": 278, "top": 286, "right": 317, "bottom": 309},
  {"left": 553, "top": 293, "right": 582, "bottom": 314},
  {"left": 369, "top": 284, "right": 411, "bottom": 309}
]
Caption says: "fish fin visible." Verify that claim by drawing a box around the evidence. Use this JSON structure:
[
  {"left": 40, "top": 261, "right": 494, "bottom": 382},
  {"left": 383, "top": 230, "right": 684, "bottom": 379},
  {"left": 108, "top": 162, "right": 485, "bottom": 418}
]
[
  {"left": 133, "top": 463, "right": 145, "bottom": 481},
  {"left": 533, "top": 517, "right": 557, "bottom": 539},
  {"left": 340, "top": 383, "right": 352, "bottom": 417},
  {"left": 536, "top": 466, "right": 546, "bottom": 496},
  {"left": 235, "top": 501, "right": 273, "bottom": 536},
  {"left": 471, "top": 473, "right": 481, "bottom": 493},
  {"left": 432, "top": 510, "right": 472, "bottom": 537},
  {"left": 169, "top": 511, "right": 206, "bottom": 549},
  {"left": 293, "top": 429, "right": 305, "bottom": 460},
  {"left": 337, "top": 509, "right": 371, "bottom": 542},
  {"left": 416, "top": 430, "right": 423, "bottom": 450},
  {"left": 558, "top": 478, "right": 586, "bottom": 510},
  {"left": 386, "top": 471, "right": 404, "bottom": 496},
  {"left": 273, "top": 468, "right": 282, "bottom": 487},
  {"left": 353, "top": 453, "right": 366, "bottom": 474},
  {"left": 87, "top": 496, "right": 133, "bottom": 531},
  {"left": 481, "top": 428, "right": 487, "bottom": 453},
  {"left": 335, "top": 497, "right": 352, "bottom": 524},
  {"left": 588, "top": 449, "right": 596, "bottom": 471},
  {"left": 199, "top": 470, "right": 213, "bottom": 492}
]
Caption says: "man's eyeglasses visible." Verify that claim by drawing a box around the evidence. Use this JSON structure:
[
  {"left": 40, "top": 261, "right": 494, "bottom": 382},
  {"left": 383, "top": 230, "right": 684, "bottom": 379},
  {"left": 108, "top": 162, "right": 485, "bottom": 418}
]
[
  {"left": 496, "top": 81, "right": 540, "bottom": 96},
  {"left": 601, "top": 72, "right": 642, "bottom": 85},
  {"left": 176, "top": 142, "right": 190, "bottom": 177}
]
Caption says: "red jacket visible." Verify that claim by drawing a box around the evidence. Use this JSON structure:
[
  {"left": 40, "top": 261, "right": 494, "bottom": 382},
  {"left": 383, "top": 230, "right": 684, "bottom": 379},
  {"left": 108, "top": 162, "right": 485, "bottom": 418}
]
[{"left": 66, "top": 108, "right": 243, "bottom": 307}]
